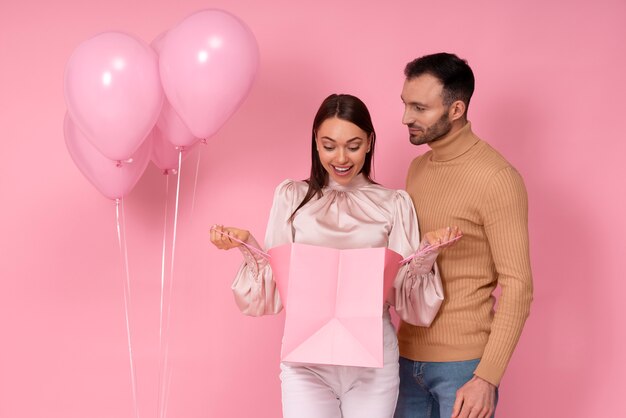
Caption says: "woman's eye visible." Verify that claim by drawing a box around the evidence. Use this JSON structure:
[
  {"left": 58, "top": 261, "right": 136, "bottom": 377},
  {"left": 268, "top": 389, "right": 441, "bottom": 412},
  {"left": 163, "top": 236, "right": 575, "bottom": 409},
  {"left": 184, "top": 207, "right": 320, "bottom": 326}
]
[
  {"left": 323, "top": 146, "right": 335, "bottom": 151},
  {"left": 348, "top": 147, "right": 360, "bottom": 152}
]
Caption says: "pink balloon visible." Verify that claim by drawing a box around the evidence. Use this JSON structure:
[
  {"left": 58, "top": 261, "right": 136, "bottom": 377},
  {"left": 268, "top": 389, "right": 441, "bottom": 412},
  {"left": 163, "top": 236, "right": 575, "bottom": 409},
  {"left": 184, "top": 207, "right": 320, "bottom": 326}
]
[
  {"left": 64, "top": 31, "right": 163, "bottom": 161},
  {"left": 64, "top": 113, "right": 151, "bottom": 200},
  {"left": 159, "top": 9, "right": 259, "bottom": 139},
  {"left": 151, "top": 31, "right": 167, "bottom": 53},
  {"left": 151, "top": 33, "right": 198, "bottom": 148},
  {"left": 156, "top": 99, "right": 198, "bottom": 148},
  {"left": 149, "top": 127, "right": 198, "bottom": 173}
]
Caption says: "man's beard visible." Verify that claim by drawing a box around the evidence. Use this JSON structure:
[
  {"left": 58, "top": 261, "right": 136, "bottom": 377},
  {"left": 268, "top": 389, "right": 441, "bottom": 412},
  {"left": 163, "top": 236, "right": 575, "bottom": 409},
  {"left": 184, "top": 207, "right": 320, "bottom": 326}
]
[{"left": 409, "top": 112, "right": 452, "bottom": 146}]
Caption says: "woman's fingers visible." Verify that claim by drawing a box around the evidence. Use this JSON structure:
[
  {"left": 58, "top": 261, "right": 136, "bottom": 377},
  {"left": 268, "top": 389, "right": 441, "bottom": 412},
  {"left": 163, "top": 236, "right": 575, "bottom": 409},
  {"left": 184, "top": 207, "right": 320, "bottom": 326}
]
[
  {"left": 442, "top": 226, "right": 452, "bottom": 242},
  {"left": 210, "top": 224, "right": 230, "bottom": 249},
  {"left": 220, "top": 226, "right": 233, "bottom": 247},
  {"left": 424, "top": 226, "right": 463, "bottom": 250},
  {"left": 209, "top": 224, "right": 220, "bottom": 246},
  {"left": 209, "top": 225, "right": 247, "bottom": 250}
]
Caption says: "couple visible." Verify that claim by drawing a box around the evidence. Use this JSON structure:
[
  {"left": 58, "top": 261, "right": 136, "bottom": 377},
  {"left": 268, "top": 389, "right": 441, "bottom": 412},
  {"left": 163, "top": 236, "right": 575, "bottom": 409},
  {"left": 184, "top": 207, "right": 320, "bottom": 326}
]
[{"left": 210, "top": 53, "right": 533, "bottom": 418}]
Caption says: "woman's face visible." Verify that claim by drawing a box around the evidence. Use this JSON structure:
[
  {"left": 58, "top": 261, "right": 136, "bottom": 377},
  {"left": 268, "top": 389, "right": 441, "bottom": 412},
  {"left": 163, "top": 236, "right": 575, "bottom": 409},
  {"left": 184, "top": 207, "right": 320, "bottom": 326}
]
[{"left": 315, "top": 117, "right": 371, "bottom": 186}]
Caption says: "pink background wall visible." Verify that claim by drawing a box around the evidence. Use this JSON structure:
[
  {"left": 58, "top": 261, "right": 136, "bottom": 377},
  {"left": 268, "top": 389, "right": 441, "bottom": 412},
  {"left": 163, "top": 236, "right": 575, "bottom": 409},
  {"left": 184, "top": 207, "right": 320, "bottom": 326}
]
[{"left": 1, "top": 0, "right": 625, "bottom": 417}]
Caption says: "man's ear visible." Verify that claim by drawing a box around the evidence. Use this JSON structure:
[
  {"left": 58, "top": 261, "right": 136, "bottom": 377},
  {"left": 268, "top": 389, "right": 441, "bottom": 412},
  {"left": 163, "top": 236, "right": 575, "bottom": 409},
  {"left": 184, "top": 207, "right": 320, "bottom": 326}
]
[{"left": 449, "top": 100, "right": 466, "bottom": 122}]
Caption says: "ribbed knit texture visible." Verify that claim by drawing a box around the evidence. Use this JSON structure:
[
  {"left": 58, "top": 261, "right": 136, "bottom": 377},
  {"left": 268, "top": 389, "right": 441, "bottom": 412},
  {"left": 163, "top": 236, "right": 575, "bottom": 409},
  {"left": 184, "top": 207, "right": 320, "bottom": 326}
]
[{"left": 399, "top": 122, "right": 533, "bottom": 386}]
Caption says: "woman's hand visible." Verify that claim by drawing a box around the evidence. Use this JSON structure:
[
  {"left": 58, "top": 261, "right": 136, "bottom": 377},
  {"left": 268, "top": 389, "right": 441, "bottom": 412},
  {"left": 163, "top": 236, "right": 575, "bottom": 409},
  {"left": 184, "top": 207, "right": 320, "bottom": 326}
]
[
  {"left": 209, "top": 225, "right": 250, "bottom": 250},
  {"left": 423, "top": 226, "right": 462, "bottom": 251}
]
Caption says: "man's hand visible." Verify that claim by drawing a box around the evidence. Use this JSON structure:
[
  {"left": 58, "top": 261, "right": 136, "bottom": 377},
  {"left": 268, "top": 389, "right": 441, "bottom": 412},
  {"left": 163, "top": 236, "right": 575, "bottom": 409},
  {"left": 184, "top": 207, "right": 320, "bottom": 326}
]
[{"left": 451, "top": 376, "right": 496, "bottom": 418}]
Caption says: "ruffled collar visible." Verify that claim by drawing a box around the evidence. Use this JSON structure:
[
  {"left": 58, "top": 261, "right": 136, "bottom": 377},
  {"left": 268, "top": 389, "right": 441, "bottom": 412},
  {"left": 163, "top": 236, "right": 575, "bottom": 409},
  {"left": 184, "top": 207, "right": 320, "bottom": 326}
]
[{"left": 326, "top": 173, "right": 372, "bottom": 191}]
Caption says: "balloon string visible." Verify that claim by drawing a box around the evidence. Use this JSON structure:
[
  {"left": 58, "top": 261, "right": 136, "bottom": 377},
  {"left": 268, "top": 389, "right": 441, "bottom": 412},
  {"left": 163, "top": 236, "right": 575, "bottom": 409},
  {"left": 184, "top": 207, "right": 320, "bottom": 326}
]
[
  {"left": 157, "top": 175, "right": 170, "bottom": 418},
  {"left": 162, "top": 364, "right": 174, "bottom": 418},
  {"left": 115, "top": 198, "right": 140, "bottom": 418},
  {"left": 160, "top": 150, "right": 183, "bottom": 418},
  {"left": 190, "top": 145, "right": 202, "bottom": 215},
  {"left": 160, "top": 342, "right": 172, "bottom": 418}
]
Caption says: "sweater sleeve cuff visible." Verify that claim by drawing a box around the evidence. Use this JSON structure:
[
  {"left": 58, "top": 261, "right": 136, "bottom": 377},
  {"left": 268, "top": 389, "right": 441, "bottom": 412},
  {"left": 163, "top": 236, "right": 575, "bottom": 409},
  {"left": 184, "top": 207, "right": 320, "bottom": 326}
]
[{"left": 473, "top": 359, "right": 504, "bottom": 387}]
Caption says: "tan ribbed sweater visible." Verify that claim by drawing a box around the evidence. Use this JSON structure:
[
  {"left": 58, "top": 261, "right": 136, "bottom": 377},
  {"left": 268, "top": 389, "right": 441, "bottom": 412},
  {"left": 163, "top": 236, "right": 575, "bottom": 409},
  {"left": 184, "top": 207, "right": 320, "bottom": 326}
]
[{"left": 399, "top": 122, "right": 533, "bottom": 386}]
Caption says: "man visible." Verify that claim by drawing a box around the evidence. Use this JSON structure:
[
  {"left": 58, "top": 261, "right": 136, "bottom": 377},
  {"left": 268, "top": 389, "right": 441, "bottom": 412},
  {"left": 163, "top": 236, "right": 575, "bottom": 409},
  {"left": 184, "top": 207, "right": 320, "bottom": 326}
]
[{"left": 395, "top": 53, "right": 533, "bottom": 418}]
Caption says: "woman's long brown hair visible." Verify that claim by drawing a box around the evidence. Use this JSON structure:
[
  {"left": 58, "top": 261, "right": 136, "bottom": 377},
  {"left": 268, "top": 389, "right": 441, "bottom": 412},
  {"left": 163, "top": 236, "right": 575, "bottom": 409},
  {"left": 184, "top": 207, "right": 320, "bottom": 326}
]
[{"left": 289, "top": 94, "right": 376, "bottom": 222}]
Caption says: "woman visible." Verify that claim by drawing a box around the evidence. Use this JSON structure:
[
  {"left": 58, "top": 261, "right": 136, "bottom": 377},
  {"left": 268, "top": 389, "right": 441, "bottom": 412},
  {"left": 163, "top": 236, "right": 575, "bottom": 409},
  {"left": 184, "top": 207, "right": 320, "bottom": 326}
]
[{"left": 210, "top": 94, "right": 461, "bottom": 418}]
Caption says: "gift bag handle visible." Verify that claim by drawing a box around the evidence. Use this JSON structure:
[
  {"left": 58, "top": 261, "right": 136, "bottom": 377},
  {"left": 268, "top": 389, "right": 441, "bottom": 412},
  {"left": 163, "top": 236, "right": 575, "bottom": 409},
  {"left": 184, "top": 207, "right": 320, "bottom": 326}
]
[
  {"left": 211, "top": 227, "right": 271, "bottom": 259},
  {"left": 399, "top": 234, "right": 462, "bottom": 264}
]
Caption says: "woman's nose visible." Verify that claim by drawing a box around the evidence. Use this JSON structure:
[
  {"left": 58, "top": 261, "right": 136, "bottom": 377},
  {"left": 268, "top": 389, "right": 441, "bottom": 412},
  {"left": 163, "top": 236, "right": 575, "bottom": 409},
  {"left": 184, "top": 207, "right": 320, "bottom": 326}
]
[{"left": 336, "top": 148, "right": 348, "bottom": 163}]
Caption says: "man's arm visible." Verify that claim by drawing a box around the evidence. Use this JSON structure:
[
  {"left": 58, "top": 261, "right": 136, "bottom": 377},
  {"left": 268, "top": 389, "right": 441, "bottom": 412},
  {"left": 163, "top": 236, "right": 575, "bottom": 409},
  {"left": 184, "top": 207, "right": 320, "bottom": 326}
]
[
  {"left": 452, "top": 166, "right": 533, "bottom": 418},
  {"left": 475, "top": 166, "right": 534, "bottom": 385}
]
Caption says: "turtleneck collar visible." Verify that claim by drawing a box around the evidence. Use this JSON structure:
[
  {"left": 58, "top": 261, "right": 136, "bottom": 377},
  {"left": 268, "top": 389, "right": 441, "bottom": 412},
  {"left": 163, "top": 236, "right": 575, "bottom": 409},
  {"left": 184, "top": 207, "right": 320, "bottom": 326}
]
[
  {"left": 429, "top": 121, "right": 479, "bottom": 162},
  {"left": 326, "top": 173, "right": 371, "bottom": 191}
]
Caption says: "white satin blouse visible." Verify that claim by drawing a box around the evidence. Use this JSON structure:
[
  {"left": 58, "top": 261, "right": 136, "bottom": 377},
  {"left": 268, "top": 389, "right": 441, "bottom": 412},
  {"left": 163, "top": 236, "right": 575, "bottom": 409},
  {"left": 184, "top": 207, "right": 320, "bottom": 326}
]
[{"left": 232, "top": 174, "right": 443, "bottom": 326}]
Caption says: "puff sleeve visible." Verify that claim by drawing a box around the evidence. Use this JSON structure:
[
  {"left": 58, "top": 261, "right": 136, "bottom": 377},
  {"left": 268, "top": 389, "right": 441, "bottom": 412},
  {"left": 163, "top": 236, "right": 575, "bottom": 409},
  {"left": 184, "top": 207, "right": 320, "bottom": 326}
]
[
  {"left": 231, "top": 180, "right": 300, "bottom": 316},
  {"left": 388, "top": 191, "right": 444, "bottom": 326}
]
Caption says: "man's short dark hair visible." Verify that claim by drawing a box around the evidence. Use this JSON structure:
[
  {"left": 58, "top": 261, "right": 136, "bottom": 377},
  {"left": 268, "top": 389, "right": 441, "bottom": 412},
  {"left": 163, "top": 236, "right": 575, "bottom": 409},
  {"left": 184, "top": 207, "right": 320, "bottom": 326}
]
[{"left": 404, "top": 53, "right": 475, "bottom": 109}]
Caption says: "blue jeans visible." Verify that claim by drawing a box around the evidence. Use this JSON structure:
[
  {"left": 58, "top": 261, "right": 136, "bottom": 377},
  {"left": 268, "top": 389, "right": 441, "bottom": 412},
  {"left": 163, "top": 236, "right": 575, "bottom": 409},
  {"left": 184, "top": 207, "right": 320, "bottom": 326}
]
[{"left": 394, "top": 357, "right": 498, "bottom": 418}]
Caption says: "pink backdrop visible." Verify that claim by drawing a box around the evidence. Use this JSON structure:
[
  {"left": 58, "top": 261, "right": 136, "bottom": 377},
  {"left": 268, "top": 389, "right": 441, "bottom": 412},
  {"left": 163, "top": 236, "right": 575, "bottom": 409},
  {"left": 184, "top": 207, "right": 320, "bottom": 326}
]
[{"left": 1, "top": 0, "right": 625, "bottom": 417}]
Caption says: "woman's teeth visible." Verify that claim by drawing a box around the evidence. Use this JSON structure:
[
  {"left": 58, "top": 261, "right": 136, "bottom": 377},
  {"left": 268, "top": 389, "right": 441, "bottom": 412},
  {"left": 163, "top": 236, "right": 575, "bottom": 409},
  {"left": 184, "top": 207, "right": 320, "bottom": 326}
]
[{"left": 334, "top": 166, "right": 351, "bottom": 173}]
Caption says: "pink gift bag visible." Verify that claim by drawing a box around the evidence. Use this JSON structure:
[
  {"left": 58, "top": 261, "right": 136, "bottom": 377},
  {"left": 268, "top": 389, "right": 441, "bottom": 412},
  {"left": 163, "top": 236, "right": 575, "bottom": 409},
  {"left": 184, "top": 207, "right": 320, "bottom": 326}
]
[{"left": 268, "top": 243, "right": 402, "bottom": 368}]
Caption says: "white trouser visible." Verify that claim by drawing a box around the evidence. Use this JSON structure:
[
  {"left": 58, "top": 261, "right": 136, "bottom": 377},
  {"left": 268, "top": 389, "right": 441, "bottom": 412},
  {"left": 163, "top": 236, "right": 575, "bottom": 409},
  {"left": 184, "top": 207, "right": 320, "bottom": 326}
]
[{"left": 280, "top": 313, "right": 399, "bottom": 418}]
